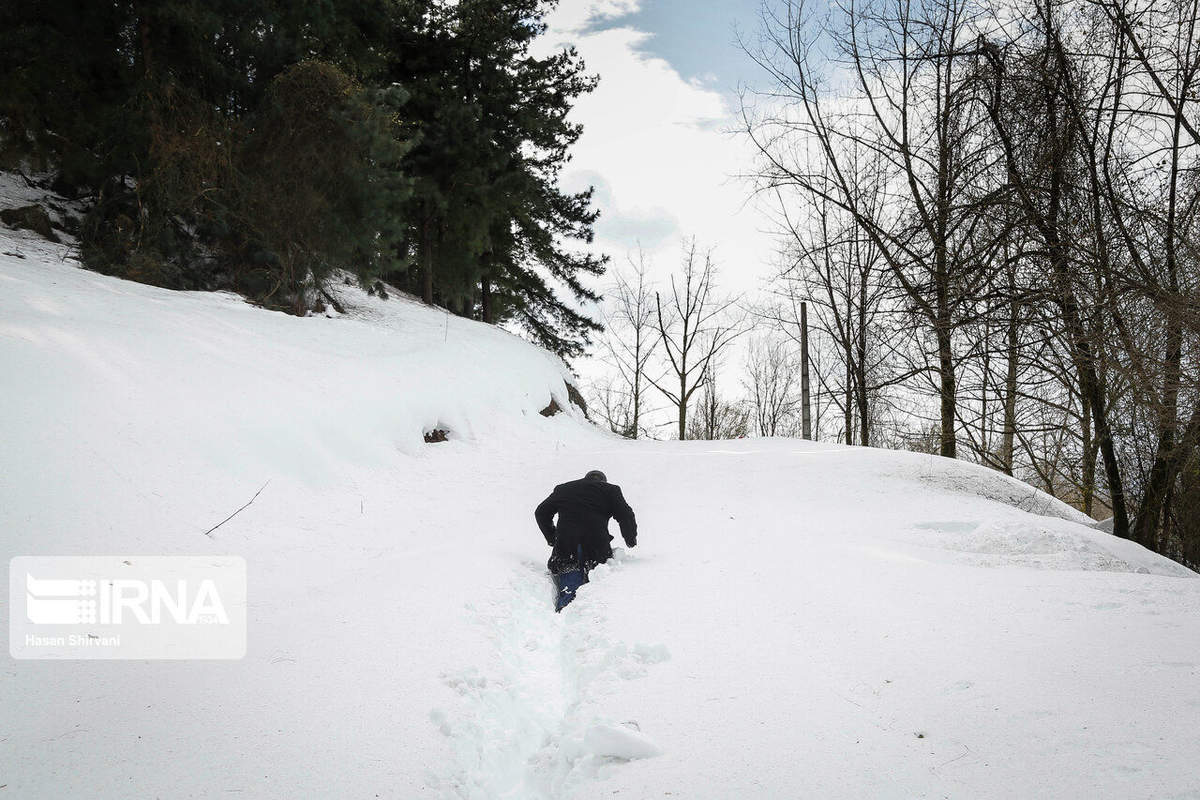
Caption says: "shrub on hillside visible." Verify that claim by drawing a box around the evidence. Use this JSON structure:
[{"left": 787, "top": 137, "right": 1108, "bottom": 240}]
[{"left": 233, "top": 61, "right": 410, "bottom": 314}]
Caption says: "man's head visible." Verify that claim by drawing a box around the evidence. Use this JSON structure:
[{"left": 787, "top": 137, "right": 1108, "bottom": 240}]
[{"left": 583, "top": 469, "right": 607, "bottom": 483}]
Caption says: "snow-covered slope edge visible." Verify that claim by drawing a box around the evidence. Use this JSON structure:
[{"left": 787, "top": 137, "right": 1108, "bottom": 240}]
[
  {"left": 4, "top": 222, "right": 1172, "bottom": 577},
  {"left": 0, "top": 225, "right": 596, "bottom": 485}
]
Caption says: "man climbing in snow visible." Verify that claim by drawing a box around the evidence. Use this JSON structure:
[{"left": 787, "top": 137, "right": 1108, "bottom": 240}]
[{"left": 535, "top": 469, "right": 637, "bottom": 611}]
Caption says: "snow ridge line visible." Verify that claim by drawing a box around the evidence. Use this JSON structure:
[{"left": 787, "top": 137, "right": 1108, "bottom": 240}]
[{"left": 431, "top": 558, "right": 667, "bottom": 799}]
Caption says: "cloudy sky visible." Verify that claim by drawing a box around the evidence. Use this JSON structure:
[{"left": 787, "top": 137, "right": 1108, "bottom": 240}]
[{"left": 541, "top": 0, "right": 780, "bottom": 306}]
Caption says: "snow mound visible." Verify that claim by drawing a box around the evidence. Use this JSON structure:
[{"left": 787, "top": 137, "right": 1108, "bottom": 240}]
[
  {"left": 910, "top": 517, "right": 1186, "bottom": 574},
  {"left": 0, "top": 209, "right": 596, "bottom": 498},
  {"left": 582, "top": 722, "right": 662, "bottom": 760},
  {"left": 892, "top": 449, "right": 1090, "bottom": 523},
  {"left": 0, "top": 170, "right": 87, "bottom": 241}
]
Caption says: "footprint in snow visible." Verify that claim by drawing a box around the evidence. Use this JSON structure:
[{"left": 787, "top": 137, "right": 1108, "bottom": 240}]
[{"left": 432, "top": 560, "right": 669, "bottom": 798}]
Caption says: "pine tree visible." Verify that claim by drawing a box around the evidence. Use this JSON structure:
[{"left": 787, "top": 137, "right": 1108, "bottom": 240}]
[
  {"left": 0, "top": 2, "right": 119, "bottom": 178},
  {"left": 388, "top": 0, "right": 606, "bottom": 357},
  {"left": 235, "top": 61, "right": 410, "bottom": 312},
  {"left": 2, "top": 0, "right": 603, "bottom": 347}
]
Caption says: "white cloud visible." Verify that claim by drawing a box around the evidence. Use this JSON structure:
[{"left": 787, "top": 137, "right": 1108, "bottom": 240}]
[
  {"left": 540, "top": 2, "right": 781, "bottom": 427},
  {"left": 544, "top": 0, "right": 641, "bottom": 33},
  {"left": 542, "top": 3, "right": 777, "bottom": 299}
]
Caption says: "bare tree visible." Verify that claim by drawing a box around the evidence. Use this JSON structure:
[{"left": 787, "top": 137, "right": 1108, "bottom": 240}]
[
  {"left": 743, "top": 335, "right": 802, "bottom": 436},
  {"left": 974, "top": 0, "right": 1132, "bottom": 537},
  {"left": 1081, "top": 0, "right": 1200, "bottom": 553},
  {"left": 737, "top": 0, "right": 1200, "bottom": 567},
  {"left": 953, "top": 215, "right": 1038, "bottom": 477},
  {"left": 588, "top": 374, "right": 637, "bottom": 439},
  {"left": 743, "top": 0, "right": 1008, "bottom": 458},
  {"left": 688, "top": 361, "right": 752, "bottom": 440},
  {"left": 760, "top": 147, "right": 908, "bottom": 446},
  {"left": 599, "top": 248, "right": 659, "bottom": 438},
  {"left": 649, "top": 239, "right": 746, "bottom": 440},
  {"left": 968, "top": 0, "right": 1200, "bottom": 557}
]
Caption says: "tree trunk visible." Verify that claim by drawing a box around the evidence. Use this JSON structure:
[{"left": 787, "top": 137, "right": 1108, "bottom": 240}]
[
  {"left": 1132, "top": 246, "right": 1185, "bottom": 548},
  {"left": 631, "top": 330, "right": 641, "bottom": 440},
  {"left": 801, "top": 301, "right": 812, "bottom": 440},
  {"left": 1051, "top": 248, "right": 1129, "bottom": 538},
  {"left": 631, "top": 381, "right": 640, "bottom": 440},
  {"left": 1133, "top": 318, "right": 1186, "bottom": 549},
  {"left": 421, "top": 216, "right": 434, "bottom": 305},
  {"left": 844, "top": 360, "right": 854, "bottom": 445},
  {"left": 934, "top": 57, "right": 956, "bottom": 461},
  {"left": 1001, "top": 298, "right": 1019, "bottom": 476},
  {"left": 678, "top": 373, "right": 687, "bottom": 441},
  {"left": 480, "top": 276, "right": 493, "bottom": 323},
  {"left": 856, "top": 291, "right": 870, "bottom": 447},
  {"left": 1081, "top": 389, "right": 1096, "bottom": 517},
  {"left": 936, "top": 317, "right": 957, "bottom": 459},
  {"left": 137, "top": 10, "right": 153, "bottom": 81}
]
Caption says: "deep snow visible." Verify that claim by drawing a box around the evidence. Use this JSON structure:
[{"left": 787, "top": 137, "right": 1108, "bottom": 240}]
[{"left": 1, "top": 196, "right": 1198, "bottom": 799}]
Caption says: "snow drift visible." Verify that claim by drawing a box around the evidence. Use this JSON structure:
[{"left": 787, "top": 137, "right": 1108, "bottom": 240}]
[{"left": 1, "top": 190, "right": 1198, "bottom": 800}]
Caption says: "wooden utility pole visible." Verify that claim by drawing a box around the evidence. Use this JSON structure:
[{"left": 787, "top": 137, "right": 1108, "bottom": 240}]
[{"left": 801, "top": 301, "right": 811, "bottom": 439}]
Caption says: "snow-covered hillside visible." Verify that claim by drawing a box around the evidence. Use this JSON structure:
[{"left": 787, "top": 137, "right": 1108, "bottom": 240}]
[{"left": 1, "top": 219, "right": 1198, "bottom": 800}]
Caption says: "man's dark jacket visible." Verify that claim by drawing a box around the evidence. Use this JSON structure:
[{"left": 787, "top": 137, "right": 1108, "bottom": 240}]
[{"left": 536, "top": 478, "right": 637, "bottom": 573}]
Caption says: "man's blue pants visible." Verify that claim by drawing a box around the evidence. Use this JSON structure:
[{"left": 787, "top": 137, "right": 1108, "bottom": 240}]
[
  {"left": 554, "top": 567, "right": 587, "bottom": 611},
  {"left": 553, "top": 545, "right": 589, "bottom": 612}
]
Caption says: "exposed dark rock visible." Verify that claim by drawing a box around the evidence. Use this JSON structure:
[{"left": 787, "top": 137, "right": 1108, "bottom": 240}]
[
  {"left": 46, "top": 202, "right": 81, "bottom": 236},
  {"left": 541, "top": 383, "right": 589, "bottom": 419},
  {"left": 237, "top": 268, "right": 275, "bottom": 298},
  {"left": 1, "top": 205, "right": 59, "bottom": 242},
  {"left": 424, "top": 428, "right": 449, "bottom": 443},
  {"left": 319, "top": 287, "right": 345, "bottom": 314},
  {"left": 366, "top": 280, "right": 389, "bottom": 299},
  {"left": 50, "top": 172, "right": 82, "bottom": 200},
  {"left": 565, "top": 381, "right": 589, "bottom": 420}
]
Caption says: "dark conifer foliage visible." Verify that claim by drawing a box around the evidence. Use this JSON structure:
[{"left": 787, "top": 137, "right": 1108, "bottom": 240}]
[
  {"left": 386, "top": 0, "right": 606, "bottom": 357},
  {"left": 0, "top": 0, "right": 604, "bottom": 357}
]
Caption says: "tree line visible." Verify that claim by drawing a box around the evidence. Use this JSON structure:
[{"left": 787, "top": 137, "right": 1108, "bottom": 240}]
[
  {"left": 594, "top": 0, "right": 1200, "bottom": 570},
  {"left": 0, "top": 0, "right": 604, "bottom": 357},
  {"left": 748, "top": 0, "right": 1200, "bottom": 567}
]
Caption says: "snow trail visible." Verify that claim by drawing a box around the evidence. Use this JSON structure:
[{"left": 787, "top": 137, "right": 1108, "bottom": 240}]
[{"left": 433, "top": 557, "right": 667, "bottom": 799}]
